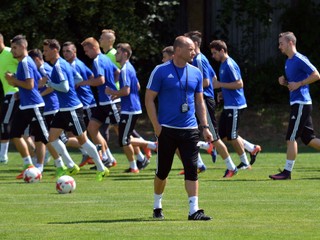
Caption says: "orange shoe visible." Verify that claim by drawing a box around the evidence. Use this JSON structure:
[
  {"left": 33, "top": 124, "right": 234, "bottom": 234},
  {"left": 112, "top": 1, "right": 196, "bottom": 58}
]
[
  {"left": 143, "top": 147, "right": 152, "bottom": 159},
  {"left": 124, "top": 168, "right": 139, "bottom": 173},
  {"left": 16, "top": 165, "right": 34, "bottom": 179},
  {"left": 79, "top": 155, "right": 93, "bottom": 167}
]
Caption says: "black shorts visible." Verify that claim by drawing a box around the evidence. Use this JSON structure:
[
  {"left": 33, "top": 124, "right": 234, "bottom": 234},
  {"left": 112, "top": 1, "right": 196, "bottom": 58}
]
[
  {"left": 0, "top": 94, "right": 20, "bottom": 139},
  {"left": 204, "top": 96, "right": 220, "bottom": 141},
  {"left": 83, "top": 106, "right": 96, "bottom": 127},
  {"left": 118, "top": 114, "right": 140, "bottom": 147},
  {"left": 10, "top": 107, "right": 49, "bottom": 144},
  {"left": 219, "top": 108, "right": 243, "bottom": 140},
  {"left": 156, "top": 127, "right": 200, "bottom": 181},
  {"left": 286, "top": 104, "right": 315, "bottom": 145},
  {"left": 91, "top": 104, "right": 120, "bottom": 126},
  {"left": 50, "top": 108, "right": 86, "bottom": 137}
]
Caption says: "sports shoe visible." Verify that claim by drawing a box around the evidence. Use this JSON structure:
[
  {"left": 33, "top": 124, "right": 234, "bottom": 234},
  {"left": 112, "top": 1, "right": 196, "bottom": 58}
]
[
  {"left": 137, "top": 157, "right": 150, "bottom": 170},
  {"left": 79, "top": 154, "right": 94, "bottom": 167},
  {"left": 124, "top": 168, "right": 139, "bottom": 173},
  {"left": 16, "top": 164, "right": 34, "bottom": 179},
  {"left": 143, "top": 146, "right": 152, "bottom": 159},
  {"left": 207, "top": 143, "right": 217, "bottom": 163},
  {"left": 179, "top": 165, "right": 206, "bottom": 175},
  {"left": 96, "top": 167, "right": 110, "bottom": 181},
  {"left": 188, "top": 209, "right": 212, "bottom": 221},
  {"left": 269, "top": 169, "right": 291, "bottom": 180},
  {"left": 66, "top": 164, "right": 80, "bottom": 176},
  {"left": 197, "top": 165, "right": 207, "bottom": 173},
  {"left": 102, "top": 158, "right": 117, "bottom": 168},
  {"left": 249, "top": 145, "right": 261, "bottom": 165},
  {"left": 56, "top": 166, "right": 67, "bottom": 178},
  {"left": 223, "top": 168, "right": 238, "bottom": 178},
  {"left": 237, "top": 162, "right": 252, "bottom": 170},
  {"left": 90, "top": 158, "right": 117, "bottom": 170},
  {"left": 153, "top": 208, "right": 164, "bottom": 219},
  {"left": 0, "top": 155, "right": 8, "bottom": 164}
]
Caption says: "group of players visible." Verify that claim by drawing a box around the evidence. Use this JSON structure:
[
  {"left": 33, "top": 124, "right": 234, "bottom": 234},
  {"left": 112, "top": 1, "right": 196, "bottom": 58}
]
[{"left": 0, "top": 30, "right": 158, "bottom": 181}]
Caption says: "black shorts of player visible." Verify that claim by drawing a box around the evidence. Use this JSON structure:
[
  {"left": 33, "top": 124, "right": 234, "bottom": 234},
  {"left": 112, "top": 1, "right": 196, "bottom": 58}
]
[
  {"left": 83, "top": 106, "right": 96, "bottom": 127},
  {"left": 219, "top": 108, "right": 244, "bottom": 140},
  {"left": 91, "top": 103, "right": 120, "bottom": 126},
  {"left": 44, "top": 113, "right": 69, "bottom": 144},
  {"left": 50, "top": 108, "right": 86, "bottom": 137},
  {"left": 204, "top": 96, "right": 220, "bottom": 141},
  {"left": 286, "top": 103, "right": 315, "bottom": 145},
  {"left": 156, "top": 126, "right": 200, "bottom": 181},
  {"left": 118, "top": 114, "right": 140, "bottom": 147},
  {"left": 0, "top": 94, "right": 20, "bottom": 139},
  {"left": 10, "top": 107, "right": 49, "bottom": 144}
]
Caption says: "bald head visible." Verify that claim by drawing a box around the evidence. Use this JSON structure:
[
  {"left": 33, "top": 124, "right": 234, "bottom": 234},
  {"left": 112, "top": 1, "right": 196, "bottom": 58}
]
[{"left": 172, "top": 36, "right": 195, "bottom": 66}]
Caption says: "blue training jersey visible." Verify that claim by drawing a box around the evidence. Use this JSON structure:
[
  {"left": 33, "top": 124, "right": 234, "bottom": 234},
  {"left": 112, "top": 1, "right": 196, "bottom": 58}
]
[
  {"left": 91, "top": 53, "right": 118, "bottom": 105},
  {"left": 147, "top": 60, "right": 203, "bottom": 129},
  {"left": 219, "top": 57, "right": 247, "bottom": 109},
  {"left": 192, "top": 53, "right": 215, "bottom": 98},
  {"left": 71, "top": 58, "right": 97, "bottom": 109},
  {"left": 50, "top": 57, "right": 82, "bottom": 111},
  {"left": 16, "top": 56, "right": 44, "bottom": 109},
  {"left": 285, "top": 52, "right": 316, "bottom": 105},
  {"left": 38, "top": 62, "right": 59, "bottom": 114},
  {"left": 119, "top": 61, "right": 142, "bottom": 114}
]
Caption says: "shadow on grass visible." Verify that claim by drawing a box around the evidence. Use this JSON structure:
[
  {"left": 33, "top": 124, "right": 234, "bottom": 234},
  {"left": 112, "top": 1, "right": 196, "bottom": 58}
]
[{"left": 48, "top": 218, "right": 178, "bottom": 224}]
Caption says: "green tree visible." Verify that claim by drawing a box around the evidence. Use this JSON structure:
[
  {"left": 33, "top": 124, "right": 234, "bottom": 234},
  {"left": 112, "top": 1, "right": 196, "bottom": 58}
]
[{"left": 0, "top": 0, "right": 180, "bottom": 95}]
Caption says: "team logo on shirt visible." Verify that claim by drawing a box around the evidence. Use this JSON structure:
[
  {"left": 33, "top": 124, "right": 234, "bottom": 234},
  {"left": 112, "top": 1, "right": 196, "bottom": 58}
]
[{"left": 167, "top": 74, "right": 174, "bottom": 79}]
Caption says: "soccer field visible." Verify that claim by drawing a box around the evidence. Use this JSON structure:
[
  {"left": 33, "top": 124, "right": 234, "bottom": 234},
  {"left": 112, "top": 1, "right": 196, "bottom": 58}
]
[{"left": 0, "top": 149, "right": 320, "bottom": 240}]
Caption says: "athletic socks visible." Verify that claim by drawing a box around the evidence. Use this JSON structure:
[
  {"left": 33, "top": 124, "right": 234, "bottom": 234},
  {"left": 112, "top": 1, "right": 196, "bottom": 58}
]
[
  {"left": 154, "top": 193, "right": 163, "bottom": 209},
  {"left": 82, "top": 140, "right": 105, "bottom": 171},
  {"left": 188, "top": 196, "right": 199, "bottom": 215},
  {"left": 224, "top": 156, "right": 236, "bottom": 170},
  {"left": 284, "top": 160, "right": 295, "bottom": 172}
]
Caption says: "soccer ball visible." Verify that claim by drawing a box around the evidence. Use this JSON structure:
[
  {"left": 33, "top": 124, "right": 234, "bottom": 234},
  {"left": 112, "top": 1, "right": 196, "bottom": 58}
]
[
  {"left": 23, "top": 167, "right": 42, "bottom": 183},
  {"left": 56, "top": 175, "right": 76, "bottom": 194}
]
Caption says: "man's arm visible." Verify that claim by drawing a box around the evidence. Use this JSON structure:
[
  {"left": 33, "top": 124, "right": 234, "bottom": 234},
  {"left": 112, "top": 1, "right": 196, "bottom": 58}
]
[
  {"left": 213, "top": 78, "right": 243, "bottom": 89},
  {"left": 195, "top": 92, "right": 213, "bottom": 142},
  {"left": 5, "top": 73, "right": 34, "bottom": 90},
  {"left": 145, "top": 89, "right": 161, "bottom": 136}
]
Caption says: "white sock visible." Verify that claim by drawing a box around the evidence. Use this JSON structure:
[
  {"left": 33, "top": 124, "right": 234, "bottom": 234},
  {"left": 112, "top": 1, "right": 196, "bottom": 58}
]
[
  {"left": 147, "top": 142, "right": 157, "bottom": 151},
  {"left": 54, "top": 157, "right": 65, "bottom": 168},
  {"left": 224, "top": 156, "right": 236, "bottom": 170},
  {"left": 35, "top": 163, "right": 44, "bottom": 173},
  {"left": 102, "top": 151, "right": 108, "bottom": 160},
  {"left": 197, "top": 141, "right": 210, "bottom": 150},
  {"left": 81, "top": 140, "right": 105, "bottom": 171},
  {"left": 189, "top": 196, "right": 199, "bottom": 215},
  {"left": 130, "top": 160, "right": 138, "bottom": 170},
  {"left": 51, "top": 139, "right": 75, "bottom": 168},
  {"left": 154, "top": 193, "right": 163, "bottom": 209},
  {"left": 0, "top": 142, "right": 9, "bottom": 156},
  {"left": 197, "top": 153, "right": 205, "bottom": 168},
  {"left": 106, "top": 148, "right": 114, "bottom": 162},
  {"left": 240, "top": 152, "right": 250, "bottom": 165},
  {"left": 136, "top": 151, "right": 145, "bottom": 162},
  {"left": 284, "top": 160, "right": 295, "bottom": 172},
  {"left": 23, "top": 156, "right": 33, "bottom": 166},
  {"left": 243, "top": 139, "right": 255, "bottom": 152},
  {"left": 79, "top": 147, "right": 88, "bottom": 155}
]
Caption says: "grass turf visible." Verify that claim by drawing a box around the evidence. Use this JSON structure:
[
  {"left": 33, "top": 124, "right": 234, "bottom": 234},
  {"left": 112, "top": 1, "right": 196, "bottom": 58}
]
[{"left": 0, "top": 149, "right": 320, "bottom": 240}]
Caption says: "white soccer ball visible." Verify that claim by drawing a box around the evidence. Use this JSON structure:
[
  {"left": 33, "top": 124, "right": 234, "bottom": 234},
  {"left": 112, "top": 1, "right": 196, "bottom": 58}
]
[
  {"left": 23, "top": 167, "right": 42, "bottom": 183},
  {"left": 56, "top": 175, "right": 76, "bottom": 194}
]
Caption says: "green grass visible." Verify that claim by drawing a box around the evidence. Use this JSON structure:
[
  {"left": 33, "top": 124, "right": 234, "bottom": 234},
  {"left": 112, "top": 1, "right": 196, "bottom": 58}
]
[{"left": 0, "top": 149, "right": 320, "bottom": 240}]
